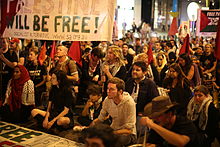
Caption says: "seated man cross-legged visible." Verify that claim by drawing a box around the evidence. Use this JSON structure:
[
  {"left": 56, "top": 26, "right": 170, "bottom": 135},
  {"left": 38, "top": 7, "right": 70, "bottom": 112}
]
[{"left": 91, "top": 77, "right": 137, "bottom": 146}]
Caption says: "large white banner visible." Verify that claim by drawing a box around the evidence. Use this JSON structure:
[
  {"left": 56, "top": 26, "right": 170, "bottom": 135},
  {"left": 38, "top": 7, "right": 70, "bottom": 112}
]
[{"left": 1, "top": 0, "right": 116, "bottom": 41}]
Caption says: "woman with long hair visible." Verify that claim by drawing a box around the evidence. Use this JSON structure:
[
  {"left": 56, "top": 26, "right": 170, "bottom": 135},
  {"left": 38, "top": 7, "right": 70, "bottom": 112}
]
[
  {"left": 163, "top": 63, "right": 192, "bottom": 115},
  {"left": 1, "top": 65, "right": 35, "bottom": 123},
  {"left": 101, "top": 46, "right": 126, "bottom": 80},
  {"left": 178, "top": 53, "right": 201, "bottom": 88},
  {"left": 101, "top": 46, "right": 126, "bottom": 97},
  {"left": 31, "top": 70, "right": 74, "bottom": 130}
]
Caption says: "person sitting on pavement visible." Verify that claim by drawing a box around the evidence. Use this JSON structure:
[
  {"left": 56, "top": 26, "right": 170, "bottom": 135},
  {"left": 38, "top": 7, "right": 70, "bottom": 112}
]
[
  {"left": 126, "top": 61, "right": 159, "bottom": 135},
  {"left": 187, "top": 85, "right": 220, "bottom": 146},
  {"left": 78, "top": 84, "right": 104, "bottom": 126},
  {"left": 78, "top": 47, "right": 104, "bottom": 102},
  {"left": 25, "top": 47, "right": 47, "bottom": 107},
  {"left": 91, "top": 77, "right": 136, "bottom": 146},
  {"left": 163, "top": 63, "right": 192, "bottom": 116},
  {"left": 140, "top": 95, "right": 206, "bottom": 147},
  {"left": 126, "top": 61, "right": 159, "bottom": 115},
  {"left": 1, "top": 65, "right": 35, "bottom": 123},
  {"left": 31, "top": 70, "right": 74, "bottom": 131},
  {"left": 100, "top": 46, "right": 127, "bottom": 98}
]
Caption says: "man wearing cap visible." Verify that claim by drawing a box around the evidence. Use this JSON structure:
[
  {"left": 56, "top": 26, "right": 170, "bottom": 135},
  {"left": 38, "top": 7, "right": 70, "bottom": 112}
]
[
  {"left": 140, "top": 96, "right": 204, "bottom": 147},
  {"left": 9, "top": 38, "right": 23, "bottom": 65}
]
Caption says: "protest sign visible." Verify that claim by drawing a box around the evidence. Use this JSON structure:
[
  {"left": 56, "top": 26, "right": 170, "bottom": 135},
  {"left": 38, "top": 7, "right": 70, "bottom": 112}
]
[
  {"left": 0, "top": 0, "right": 116, "bottom": 41},
  {"left": 0, "top": 121, "right": 84, "bottom": 146},
  {"left": 196, "top": 9, "right": 220, "bottom": 37}
]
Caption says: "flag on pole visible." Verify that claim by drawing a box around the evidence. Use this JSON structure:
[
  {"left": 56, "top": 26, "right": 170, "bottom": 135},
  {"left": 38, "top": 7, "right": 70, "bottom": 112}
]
[
  {"left": 179, "top": 34, "right": 190, "bottom": 55},
  {"left": 68, "top": 41, "right": 82, "bottom": 67},
  {"left": 38, "top": 42, "right": 47, "bottom": 65},
  {"left": 168, "top": 17, "right": 178, "bottom": 36},
  {"left": 0, "top": 0, "right": 19, "bottom": 36},
  {"left": 168, "top": 12, "right": 179, "bottom": 36},
  {"left": 215, "top": 17, "right": 220, "bottom": 60},
  {"left": 50, "top": 41, "right": 56, "bottom": 60}
]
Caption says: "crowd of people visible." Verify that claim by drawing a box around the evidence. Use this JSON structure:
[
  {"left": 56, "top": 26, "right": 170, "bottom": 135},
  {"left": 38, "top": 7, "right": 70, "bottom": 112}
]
[{"left": 0, "top": 29, "right": 220, "bottom": 146}]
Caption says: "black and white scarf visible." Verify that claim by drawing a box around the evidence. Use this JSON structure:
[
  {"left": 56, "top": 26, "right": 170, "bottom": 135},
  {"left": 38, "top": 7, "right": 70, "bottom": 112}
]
[{"left": 187, "top": 95, "right": 212, "bottom": 130}]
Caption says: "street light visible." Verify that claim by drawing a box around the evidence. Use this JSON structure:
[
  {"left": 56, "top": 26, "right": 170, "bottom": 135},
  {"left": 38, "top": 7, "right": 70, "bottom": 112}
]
[{"left": 187, "top": 2, "right": 200, "bottom": 37}]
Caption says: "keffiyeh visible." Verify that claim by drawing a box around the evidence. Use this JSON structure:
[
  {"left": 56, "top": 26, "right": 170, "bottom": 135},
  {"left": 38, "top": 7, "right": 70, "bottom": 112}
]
[{"left": 187, "top": 95, "right": 212, "bottom": 130}]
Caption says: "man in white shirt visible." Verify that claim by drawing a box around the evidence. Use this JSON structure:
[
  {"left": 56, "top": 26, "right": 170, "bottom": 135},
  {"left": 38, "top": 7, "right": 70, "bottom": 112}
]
[{"left": 91, "top": 77, "right": 136, "bottom": 146}]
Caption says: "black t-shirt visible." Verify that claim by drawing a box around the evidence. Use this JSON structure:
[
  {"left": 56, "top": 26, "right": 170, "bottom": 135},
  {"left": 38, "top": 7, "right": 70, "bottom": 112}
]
[
  {"left": 25, "top": 62, "right": 47, "bottom": 86},
  {"left": 2, "top": 50, "right": 18, "bottom": 84},
  {"left": 200, "top": 53, "right": 216, "bottom": 70},
  {"left": 148, "top": 115, "right": 200, "bottom": 147},
  {"left": 49, "top": 86, "right": 73, "bottom": 118}
]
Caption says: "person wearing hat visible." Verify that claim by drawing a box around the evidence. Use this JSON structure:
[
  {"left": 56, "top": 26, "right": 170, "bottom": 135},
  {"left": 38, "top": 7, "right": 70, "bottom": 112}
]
[
  {"left": 9, "top": 38, "right": 23, "bottom": 65},
  {"left": 140, "top": 96, "right": 204, "bottom": 147}
]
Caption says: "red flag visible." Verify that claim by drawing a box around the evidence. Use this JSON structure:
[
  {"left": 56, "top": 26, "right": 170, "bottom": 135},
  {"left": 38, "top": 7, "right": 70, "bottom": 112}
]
[
  {"left": 168, "top": 17, "right": 178, "bottom": 36},
  {"left": 147, "top": 43, "right": 153, "bottom": 64},
  {"left": 215, "top": 17, "right": 220, "bottom": 60},
  {"left": 179, "top": 34, "right": 190, "bottom": 55},
  {"left": 68, "top": 41, "right": 82, "bottom": 67},
  {"left": 1, "top": 0, "right": 19, "bottom": 36},
  {"left": 200, "top": 12, "right": 210, "bottom": 32},
  {"left": 50, "top": 41, "right": 56, "bottom": 60},
  {"left": 38, "top": 42, "right": 47, "bottom": 65}
]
